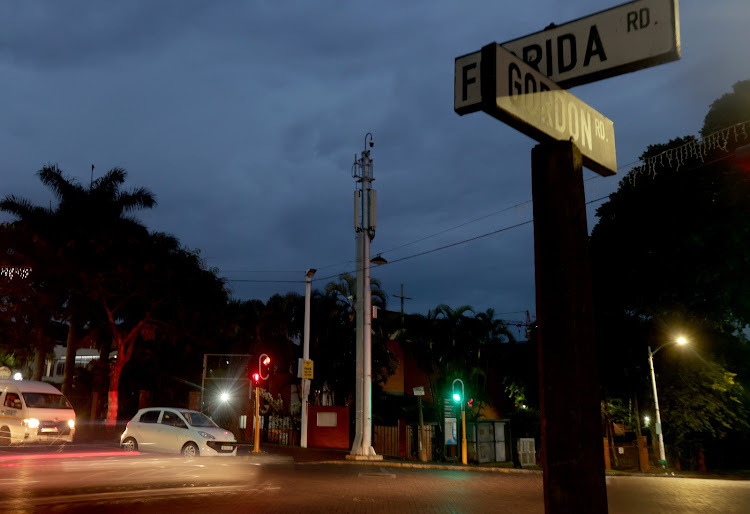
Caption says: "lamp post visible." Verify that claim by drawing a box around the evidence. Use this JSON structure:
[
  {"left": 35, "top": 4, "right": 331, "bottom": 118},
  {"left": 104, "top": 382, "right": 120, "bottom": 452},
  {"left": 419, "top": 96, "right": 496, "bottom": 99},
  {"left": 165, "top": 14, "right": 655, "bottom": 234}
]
[
  {"left": 301, "top": 268, "right": 316, "bottom": 448},
  {"left": 648, "top": 336, "right": 688, "bottom": 468},
  {"left": 452, "top": 378, "right": 468, "bottom": 465}
]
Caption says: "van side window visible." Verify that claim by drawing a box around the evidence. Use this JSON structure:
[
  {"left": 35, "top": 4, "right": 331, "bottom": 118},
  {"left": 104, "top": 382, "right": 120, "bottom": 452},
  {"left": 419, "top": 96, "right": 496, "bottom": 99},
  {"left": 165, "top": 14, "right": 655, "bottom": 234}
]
[
  {"left": 139, "top": 410, "right": 161, "bottom": 423},
  {"left": 4, "top": 393, "right": 21, "bottom": 409}
]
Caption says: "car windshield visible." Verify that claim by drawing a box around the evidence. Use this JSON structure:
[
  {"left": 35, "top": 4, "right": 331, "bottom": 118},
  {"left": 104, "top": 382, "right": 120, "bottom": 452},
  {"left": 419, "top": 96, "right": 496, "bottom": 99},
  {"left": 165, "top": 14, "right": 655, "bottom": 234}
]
[
  {"left": 22, "top": 392, "right": 72, "bottom": 409},
  {"left": 180, "top": 411, "right": 219, "bottom": 428}
]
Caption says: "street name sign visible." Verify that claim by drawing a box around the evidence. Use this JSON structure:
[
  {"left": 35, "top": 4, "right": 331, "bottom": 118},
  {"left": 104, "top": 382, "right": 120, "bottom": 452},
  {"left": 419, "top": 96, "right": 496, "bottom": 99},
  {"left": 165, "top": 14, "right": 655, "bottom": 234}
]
[
  {"left": 455, "top": 44, "right": 616, "bottom": 176},
  {"left": 500, "top": 0, "right": 680, "bottom": 88},
  {"left": 413, "top": 386, "right": 425, "bottom": 396}
]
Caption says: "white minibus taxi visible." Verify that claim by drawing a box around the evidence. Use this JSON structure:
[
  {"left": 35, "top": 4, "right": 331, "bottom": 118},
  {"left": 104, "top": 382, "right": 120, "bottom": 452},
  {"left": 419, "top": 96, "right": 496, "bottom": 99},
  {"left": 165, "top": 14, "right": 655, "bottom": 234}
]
[{"left": 0, "top": 379, "right": 76, "bottom": 445}]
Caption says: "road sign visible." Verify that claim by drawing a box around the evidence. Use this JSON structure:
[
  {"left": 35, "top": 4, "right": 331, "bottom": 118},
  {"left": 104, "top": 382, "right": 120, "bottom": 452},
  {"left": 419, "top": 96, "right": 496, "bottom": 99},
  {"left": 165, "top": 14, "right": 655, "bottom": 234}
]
[
  {"left": 455, "top": 44, "right": 616, "bottom": 176},
  {"left": 413, "top": 386, "right": 425, "bottom": 396},
  {"left": 302, "top": 359, "right": 314, "bottom": 380},
  {"left": 454, "top": 50, "right": 482, "bottom": 115},
  {"left": 500, "top": 0, "right": 680, "bottom": 88}
]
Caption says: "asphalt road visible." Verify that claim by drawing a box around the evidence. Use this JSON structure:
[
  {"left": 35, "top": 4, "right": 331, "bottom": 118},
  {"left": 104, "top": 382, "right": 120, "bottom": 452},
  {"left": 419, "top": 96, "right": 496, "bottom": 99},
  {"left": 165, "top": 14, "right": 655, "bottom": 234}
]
[{"left": 0, "top": 446, "right": 749, "bottom": 513}]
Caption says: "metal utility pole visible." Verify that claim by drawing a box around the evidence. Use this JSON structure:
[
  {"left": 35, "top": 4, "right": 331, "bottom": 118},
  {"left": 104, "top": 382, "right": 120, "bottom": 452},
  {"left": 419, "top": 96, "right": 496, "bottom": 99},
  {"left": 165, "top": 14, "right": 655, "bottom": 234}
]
[
  {"left": 647, "top": 346, "right": 667, "bottom": 468},
  {"left": 349, "top": 133, "right": 380, "bottom": 459},
  {"left": 301, "top": 268, "right": 316, "bottom": 448},
  {"left": 393, "top": 284, "right": 412, "bottom": 324}
]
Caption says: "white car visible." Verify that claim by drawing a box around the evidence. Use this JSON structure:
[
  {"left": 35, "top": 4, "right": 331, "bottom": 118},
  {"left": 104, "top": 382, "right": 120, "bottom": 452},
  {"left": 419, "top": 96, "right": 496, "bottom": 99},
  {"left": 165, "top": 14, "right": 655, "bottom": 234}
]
[{"left": 120, "top": 407, "right": 237, "bottom": 457}]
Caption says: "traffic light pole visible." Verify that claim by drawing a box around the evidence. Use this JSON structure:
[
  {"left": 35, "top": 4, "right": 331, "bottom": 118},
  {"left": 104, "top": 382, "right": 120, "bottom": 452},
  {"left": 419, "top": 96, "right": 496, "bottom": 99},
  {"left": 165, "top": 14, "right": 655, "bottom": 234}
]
[
  {"left": 252, "top": 353, "right": 270, "bottom": 454},
  {"left": 461, "top": 405, "right": 467, "bottom": 465},
  {"left": 452, "top": 378, "right": 467, "bottom": 465},
  {"left": 252, "top": 385, "right": 260, "bottom": 453}
]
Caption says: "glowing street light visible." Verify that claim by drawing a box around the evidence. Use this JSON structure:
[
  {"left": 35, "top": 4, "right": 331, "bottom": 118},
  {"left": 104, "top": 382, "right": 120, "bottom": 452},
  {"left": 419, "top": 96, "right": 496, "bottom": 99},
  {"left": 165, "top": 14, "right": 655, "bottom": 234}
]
[{"left": 648, "top": 336, "right": 689, "bottom": 469}]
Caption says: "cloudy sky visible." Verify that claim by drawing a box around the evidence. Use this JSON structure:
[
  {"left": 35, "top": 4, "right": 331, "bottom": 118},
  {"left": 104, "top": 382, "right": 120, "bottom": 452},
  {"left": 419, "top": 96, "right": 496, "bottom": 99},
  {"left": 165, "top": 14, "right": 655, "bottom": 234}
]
[{"left": 1, "top": 1, "right": 748, "bottom": 331}]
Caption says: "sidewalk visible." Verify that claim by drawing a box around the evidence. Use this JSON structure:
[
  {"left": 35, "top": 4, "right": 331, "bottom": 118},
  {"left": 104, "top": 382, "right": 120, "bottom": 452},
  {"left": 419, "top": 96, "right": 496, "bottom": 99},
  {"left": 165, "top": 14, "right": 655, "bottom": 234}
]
[
  {"left": 76, "top": 426, "right": 749, "bottom": 480},
  {"left": 239, "top": 442, "right": 541, "bottom": 474},
  {"left": 239, "top": 443, "right": 750, "bottom": 480}
]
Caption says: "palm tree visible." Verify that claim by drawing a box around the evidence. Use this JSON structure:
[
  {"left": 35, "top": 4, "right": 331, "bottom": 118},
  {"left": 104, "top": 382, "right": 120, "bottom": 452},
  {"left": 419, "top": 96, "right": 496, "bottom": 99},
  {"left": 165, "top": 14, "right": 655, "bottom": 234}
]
[
  {"left": 0, "top": 164, "right": 156, "bottom": 396},
  {"left": 324, "top": 272, "right": 387, "bottom": 323}
]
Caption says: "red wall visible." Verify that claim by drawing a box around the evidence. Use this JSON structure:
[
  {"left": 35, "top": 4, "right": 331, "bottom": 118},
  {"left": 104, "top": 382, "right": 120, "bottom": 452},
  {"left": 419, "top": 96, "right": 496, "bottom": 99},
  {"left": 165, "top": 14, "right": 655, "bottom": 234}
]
[{"left": 307, "top": 405, "right": 349, "bottom": 449}]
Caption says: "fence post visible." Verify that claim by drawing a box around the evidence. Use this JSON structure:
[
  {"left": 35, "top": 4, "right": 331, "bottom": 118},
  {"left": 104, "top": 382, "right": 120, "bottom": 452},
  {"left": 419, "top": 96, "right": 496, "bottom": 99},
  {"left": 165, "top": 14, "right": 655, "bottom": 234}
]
[
  {"left": 603, "top": 438, "right": 611, "bottom": 470},
  {"left": 637, "top": 436, "right": 649, "bottom": 471}
]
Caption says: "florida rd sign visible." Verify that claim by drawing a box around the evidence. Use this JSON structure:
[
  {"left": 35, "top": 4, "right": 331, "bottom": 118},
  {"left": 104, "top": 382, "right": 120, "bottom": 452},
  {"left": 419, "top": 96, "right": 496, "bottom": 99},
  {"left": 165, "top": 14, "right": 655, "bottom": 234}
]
[
  {"left": 455, "top": 44, "right": 616, "bottom": 176},
  {"left": 500, "top": 0, "right": 680, "bottom": 88}
]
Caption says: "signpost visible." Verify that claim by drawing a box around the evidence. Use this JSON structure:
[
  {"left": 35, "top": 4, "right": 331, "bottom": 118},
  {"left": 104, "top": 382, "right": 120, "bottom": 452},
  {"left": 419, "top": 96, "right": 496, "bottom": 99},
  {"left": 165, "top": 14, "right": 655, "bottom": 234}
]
[
  {"left": 413, "top": 386, "right": 427, "bottom": 461},
  {"left": 453, "top": 1, "right": 680, "bottom": 511},
  {"left": 501, "top": 0, "right": 680, "bottom": 88}
]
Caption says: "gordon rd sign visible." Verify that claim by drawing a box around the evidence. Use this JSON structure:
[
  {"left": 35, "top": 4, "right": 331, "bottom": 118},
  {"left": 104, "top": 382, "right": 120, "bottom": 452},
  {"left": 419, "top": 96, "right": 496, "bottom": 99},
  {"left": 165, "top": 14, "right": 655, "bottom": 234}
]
[{"left": 455, "top": 44, "right": 616, "bottom": 176}]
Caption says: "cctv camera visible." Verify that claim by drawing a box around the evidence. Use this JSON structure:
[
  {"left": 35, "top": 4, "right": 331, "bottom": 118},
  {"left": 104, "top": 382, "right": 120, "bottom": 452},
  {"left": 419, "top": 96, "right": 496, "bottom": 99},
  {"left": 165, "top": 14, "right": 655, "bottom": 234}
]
[{"left": 369, "top": 138, "right": 374, "bottom": 148}]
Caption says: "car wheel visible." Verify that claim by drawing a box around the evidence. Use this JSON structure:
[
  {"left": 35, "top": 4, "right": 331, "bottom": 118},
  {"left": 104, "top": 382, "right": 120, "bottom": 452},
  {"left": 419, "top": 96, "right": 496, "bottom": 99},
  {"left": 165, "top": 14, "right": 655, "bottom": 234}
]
[
  {"left": 121, "top": 437, "right": 138, "bottom": 452},
  {"left": 0, "top": 427, "right": 10, "bottom": 446},
  {"left": 181, "top": 442, "right": 199, "bottom": 458}
]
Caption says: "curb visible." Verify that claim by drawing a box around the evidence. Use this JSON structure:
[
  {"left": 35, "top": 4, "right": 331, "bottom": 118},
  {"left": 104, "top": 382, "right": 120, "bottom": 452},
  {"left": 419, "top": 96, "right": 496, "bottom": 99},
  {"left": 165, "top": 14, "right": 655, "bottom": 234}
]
[{"left": 294, "top": 459, "right": 541, "bottom": 474}]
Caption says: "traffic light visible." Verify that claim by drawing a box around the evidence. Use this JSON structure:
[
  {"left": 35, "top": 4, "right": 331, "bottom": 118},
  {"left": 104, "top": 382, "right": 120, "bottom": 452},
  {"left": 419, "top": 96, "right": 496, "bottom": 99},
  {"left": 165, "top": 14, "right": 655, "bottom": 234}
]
[
  {"left": 252, "top": 372, "right": 260, "bottom": 383},
  {"left": 259, "top": 354, "right": 271, "bottom": 381},
  {"left": 452, "top": 380, "right": 463, "bottom": 403},
  {"left": 467, "top": 398, "right": 474, "bottom": 408}
]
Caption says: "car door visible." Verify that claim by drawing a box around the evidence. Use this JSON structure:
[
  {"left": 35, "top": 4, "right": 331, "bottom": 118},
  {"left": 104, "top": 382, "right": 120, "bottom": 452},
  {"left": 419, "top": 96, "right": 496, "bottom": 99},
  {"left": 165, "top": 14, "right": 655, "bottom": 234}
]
[
  {"left": 158, "top": 410, "right": 191, "bottom": 454},
  {"left": 134, "top": 409, "right": 162, "bottom": 451}
]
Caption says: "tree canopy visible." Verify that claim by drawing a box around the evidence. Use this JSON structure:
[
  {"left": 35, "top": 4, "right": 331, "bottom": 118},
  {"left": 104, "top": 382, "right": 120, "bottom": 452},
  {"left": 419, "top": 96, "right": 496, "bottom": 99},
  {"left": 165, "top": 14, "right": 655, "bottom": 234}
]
[{"left": 590, "top": 80, "right": 750, "bottom": 467}]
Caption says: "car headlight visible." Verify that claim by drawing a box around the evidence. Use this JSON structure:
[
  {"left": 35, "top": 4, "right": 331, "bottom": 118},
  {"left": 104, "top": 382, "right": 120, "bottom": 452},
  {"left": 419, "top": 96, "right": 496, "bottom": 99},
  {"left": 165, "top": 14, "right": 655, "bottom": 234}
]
[
  {"left": 68, "top": 419, "right": 75, "bottom": 429},
  {"left": 24, "top": 418, "right": 40, "bottom": 428},
  {"left": 198, "top": 431, "right": 215, "bottom": 439}
]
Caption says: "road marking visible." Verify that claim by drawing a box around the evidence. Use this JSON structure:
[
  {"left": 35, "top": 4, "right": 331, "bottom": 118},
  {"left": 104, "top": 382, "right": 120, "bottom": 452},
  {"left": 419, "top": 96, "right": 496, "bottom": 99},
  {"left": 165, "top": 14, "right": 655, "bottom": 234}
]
[
  {"left": 358, "top": 472, "right": 396, "bottom": 478},
  {"left": 0, "top": 485, "right": 248, "bottom": 508}
]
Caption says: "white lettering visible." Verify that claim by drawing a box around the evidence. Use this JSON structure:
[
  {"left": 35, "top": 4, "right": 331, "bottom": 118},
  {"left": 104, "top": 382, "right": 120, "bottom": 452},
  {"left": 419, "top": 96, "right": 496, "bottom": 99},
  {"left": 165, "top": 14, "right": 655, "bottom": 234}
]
[
  {"left": 568, "top": 103, "right": 579, "bottom": 141},
  {"left": 541, "top": 92, "right": 554, "bottom": 129},
  {"left": 580, "top": 110, "right": 592, "bottom": 151},
  {"left": 554, "top": 91, "right": 566, "bottom": 134}
]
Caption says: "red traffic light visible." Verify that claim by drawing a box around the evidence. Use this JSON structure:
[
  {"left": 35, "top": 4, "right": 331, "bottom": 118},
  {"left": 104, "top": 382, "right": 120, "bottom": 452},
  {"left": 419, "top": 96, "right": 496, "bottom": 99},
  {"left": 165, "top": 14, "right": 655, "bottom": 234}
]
[{"left": 252, "top": 372, "right": 260, "bottom": 382}]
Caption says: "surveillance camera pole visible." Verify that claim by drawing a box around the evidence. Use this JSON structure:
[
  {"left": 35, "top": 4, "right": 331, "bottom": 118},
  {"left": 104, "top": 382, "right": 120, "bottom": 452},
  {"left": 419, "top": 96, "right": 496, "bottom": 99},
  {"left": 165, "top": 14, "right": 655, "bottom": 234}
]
[{"left": 348, "top": 133, "right": 380, "bottom": 459}]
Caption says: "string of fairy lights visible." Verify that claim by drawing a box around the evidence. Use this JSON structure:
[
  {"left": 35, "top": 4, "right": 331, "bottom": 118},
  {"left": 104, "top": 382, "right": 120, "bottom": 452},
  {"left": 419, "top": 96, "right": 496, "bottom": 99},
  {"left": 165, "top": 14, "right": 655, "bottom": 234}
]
[{"left": 629, "top": 120, "right": 749, "bottom": 182}]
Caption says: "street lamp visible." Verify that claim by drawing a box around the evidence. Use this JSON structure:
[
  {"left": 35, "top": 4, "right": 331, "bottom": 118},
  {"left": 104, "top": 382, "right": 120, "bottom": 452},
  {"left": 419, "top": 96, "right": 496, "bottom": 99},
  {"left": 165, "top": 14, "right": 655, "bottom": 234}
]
[
  {"left": 648, "top": 336, "right": 689, "bottom": 468},
  {"left": 370, "top": 254, "right": 387, "bottom": 265},
  {"left": 301, "top": 268, "right": 316, "bottom": 449},
  {"left": 452, "top": 378, "right": 468, "bottom": 465}
]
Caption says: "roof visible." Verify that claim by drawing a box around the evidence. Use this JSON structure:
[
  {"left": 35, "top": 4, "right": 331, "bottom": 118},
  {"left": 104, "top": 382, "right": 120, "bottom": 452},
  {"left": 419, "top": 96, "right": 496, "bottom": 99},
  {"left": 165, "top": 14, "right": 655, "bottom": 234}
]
[{"left": 0, "top": 379, "right": 65, "bottom": 394}]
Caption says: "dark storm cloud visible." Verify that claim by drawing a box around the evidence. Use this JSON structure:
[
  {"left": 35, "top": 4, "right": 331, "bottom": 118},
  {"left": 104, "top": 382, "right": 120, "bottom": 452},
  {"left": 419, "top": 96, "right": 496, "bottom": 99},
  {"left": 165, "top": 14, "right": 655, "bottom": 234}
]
[{"left": 1, "top": 1, "right": 748, "bottom": 318}]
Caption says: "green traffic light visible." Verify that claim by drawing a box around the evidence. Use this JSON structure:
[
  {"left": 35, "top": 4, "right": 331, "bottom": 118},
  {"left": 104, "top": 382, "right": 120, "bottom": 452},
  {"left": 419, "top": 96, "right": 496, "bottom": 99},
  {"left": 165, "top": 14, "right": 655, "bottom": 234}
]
[{"left": 453, "top": 392, "right": 461, "bottom": 402}]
